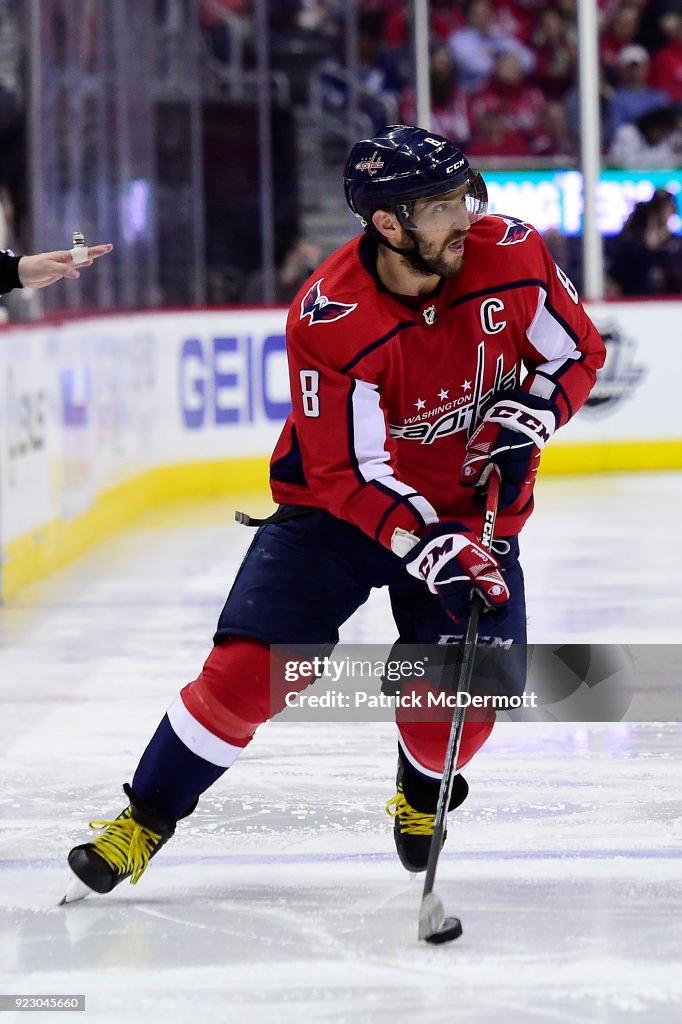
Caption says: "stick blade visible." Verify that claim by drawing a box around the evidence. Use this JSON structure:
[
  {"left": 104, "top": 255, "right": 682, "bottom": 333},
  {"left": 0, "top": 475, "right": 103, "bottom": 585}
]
[
  {"left": 424, "top": 916, "right": 463, "bottom": 944},
  {"left": 418, "top": 892, "right": 463, "bottom": 944},
  {"left": 418, "top": 891, "right": 445, "bottom": 940}
]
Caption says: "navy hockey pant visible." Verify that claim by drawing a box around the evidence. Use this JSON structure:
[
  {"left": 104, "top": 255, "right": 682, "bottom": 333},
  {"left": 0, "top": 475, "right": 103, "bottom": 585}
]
[{"left": 168, "top": 506, "right": 527, "bottom": 781}]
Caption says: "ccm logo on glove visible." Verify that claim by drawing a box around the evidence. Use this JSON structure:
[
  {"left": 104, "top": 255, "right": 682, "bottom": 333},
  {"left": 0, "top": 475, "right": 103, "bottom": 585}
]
[
  {"left": 393, "top": 522, "right": 510, "bottom": 613},
  {"left": 461, "top": 389, "right": 557, "bottom": 510},
  {"left": 484, "top": 399, "right": 555, "bottom": 447}
]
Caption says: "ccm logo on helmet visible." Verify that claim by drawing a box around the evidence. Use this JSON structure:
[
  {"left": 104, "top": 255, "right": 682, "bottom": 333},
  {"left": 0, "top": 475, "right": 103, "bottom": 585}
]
[{"left": 446, "top": 159, "right": 466, "bottom": 173}]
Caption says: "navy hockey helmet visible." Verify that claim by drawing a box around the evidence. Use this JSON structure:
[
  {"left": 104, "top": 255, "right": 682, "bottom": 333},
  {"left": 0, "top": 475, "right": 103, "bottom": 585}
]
[{"left": 343, "top": 125, "right": 488, "bottom": 230}]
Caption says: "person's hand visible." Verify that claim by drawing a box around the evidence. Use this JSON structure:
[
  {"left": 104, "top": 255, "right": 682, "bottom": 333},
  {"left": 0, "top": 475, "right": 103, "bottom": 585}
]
[
  {"left": 395, "top": 521, "right": 510, "bottom": 616},
  {"left": 17, "top": 244, "right": 113, "bottom": 289},
  {"left": 461, "top": 389, "right": 557, "bottom": 510}
]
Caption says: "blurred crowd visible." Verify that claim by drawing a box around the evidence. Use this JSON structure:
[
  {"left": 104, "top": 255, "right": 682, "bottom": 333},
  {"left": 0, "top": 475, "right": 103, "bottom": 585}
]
[
  {"left": 203, "top": 0, "right": 682, "bottom": 298},
  {"left": 205, "top": 0, "right": 682, "bottom": 166},
  {"left": 0, "top": 0, "right": 679, "bottom": 307}
]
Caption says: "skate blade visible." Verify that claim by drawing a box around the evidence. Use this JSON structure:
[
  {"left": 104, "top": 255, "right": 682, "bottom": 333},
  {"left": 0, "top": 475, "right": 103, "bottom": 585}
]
[{"left": 59, "top": 873, "right": 94, "bottom": 905}]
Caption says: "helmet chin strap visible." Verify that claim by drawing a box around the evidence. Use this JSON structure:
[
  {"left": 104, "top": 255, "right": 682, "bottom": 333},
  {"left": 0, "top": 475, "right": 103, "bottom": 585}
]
[{"left": 374, "top": 230, "right": 440, "bottom": 278}]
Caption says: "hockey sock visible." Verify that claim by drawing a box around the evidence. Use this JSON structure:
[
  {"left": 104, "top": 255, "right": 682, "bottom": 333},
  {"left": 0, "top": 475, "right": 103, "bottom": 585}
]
[
  {"left": 131, "top": 639, "right": 272, "bottom": 821},
  {"left": 397, "top": 745, "right": 469, "bottom": 814},
  {"left": 131, "top": 714, "right": 230, "bottom": 821},
  {"left": 180, "top": 639, "right": 273, "bottom": 744},
  {"left": 397, "top": 716, "right": 495, "bottom": 778}
]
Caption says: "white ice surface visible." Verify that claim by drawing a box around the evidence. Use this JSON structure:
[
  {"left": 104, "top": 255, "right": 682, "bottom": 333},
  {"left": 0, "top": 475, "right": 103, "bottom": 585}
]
[{"left": 1, "top": 473, "right": 681, "bottom": 1023}]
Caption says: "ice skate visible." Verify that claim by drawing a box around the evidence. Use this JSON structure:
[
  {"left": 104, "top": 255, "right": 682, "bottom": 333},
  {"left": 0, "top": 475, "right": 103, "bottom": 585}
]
[
  {"left": 386, "top": 755, "right": 469, "bottom": 873},
  {"left": 62, "top": 784, "right": 176, "bottom": 902}
]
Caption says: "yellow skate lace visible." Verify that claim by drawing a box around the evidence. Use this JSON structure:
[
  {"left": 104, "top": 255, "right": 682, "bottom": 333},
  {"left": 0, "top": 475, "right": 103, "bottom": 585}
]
[
  {"left": 88, "top": 810, "right": 162, "bottom": 885},
  {"left": 385, "top": 786, "right": 436, "bottom": 836}
]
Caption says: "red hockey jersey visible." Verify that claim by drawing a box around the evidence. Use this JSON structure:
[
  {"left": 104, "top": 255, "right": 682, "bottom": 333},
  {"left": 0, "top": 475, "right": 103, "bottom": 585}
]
[{"left": 270, "top": 215, "right": 606, "bottom": 546}]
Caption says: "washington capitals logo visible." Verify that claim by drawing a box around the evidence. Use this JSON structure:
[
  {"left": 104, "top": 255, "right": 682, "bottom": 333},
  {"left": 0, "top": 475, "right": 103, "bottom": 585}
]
[
  {"left": 354, "top": 150, "right": 384, "bottom": 176},
  {"left": 300, "top": 278, "right": 358, "bottom": 326},
  {"left": 497, "top": 216, "right": 533, "bottom": 246}
]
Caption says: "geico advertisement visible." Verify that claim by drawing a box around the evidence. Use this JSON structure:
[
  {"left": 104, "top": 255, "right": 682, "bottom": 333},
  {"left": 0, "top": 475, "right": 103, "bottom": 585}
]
[{"left": 173, "top": 311, "right": 290, "bottom": 453}]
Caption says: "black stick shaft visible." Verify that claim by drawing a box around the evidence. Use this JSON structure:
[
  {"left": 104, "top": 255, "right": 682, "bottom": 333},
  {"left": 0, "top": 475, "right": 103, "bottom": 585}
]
[{"left": 420, "top": 471, "right": 501, "bottom": 903}]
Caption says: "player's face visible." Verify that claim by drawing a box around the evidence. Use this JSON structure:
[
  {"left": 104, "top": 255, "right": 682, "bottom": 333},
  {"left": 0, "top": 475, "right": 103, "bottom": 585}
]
[{"left": 400, "top": 186, "right": 472, "bottom": 277}]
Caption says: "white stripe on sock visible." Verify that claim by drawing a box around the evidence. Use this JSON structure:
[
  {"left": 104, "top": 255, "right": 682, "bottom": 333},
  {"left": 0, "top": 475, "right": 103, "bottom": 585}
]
[
  {"left": 398, "top": 735, "right": 445, "bottom": 781},
  {"left": 167, "top": 696, "right": 244, "bottom": 768}
]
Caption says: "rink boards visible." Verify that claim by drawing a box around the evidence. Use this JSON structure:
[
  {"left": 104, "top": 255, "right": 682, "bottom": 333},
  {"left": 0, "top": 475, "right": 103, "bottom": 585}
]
[{"left": 0, "top": 301, "right": 680, "bottom": 599}]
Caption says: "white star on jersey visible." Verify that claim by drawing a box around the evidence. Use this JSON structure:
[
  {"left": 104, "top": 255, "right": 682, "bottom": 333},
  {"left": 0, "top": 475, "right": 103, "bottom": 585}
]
[
  {"left": 415, "top": 398, "right": 426, "bottom": 410},
  {"left": 461, "top": 380, "right": 472, "bottom": 391},
  {"left": 438, "top": 389, "right": 449, "bottom": 400}
]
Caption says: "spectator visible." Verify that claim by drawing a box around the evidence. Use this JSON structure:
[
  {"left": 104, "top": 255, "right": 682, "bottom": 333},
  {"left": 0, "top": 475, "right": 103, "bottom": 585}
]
[
  {"left": 554, "top": 0, "right": 578, "bottom": 18},
  {"left": 563, "top": 68, "right": 613, "bottom": 151},
  {"left": 466, "top": 106, "right": 531, "bottom": 158},
  {"left": 383, "top": 0, "right": 461, "bottom": 48},
  {"left": 200, "top": 0, "right": 251, "bottom": 67},
  {"left": 320, "top": 9, "right": 404, "bottom": 133},
  {"left": 636, "top": 0, "right": 673, "bottom": 52},
  {"left": 448, "top": 0, "right": 535, "bottom": 94},
  {"left": 487, "top": 0, "right": 536, "bottom": 45},
  {"left": 400, "top": 46, "right": 471, "bottom": 147},
  {"left": 530, "top": 100, "right": 578, "bottom": 161},
  {"left": 356, "top": 10, "right": 404, "bottom": 101},
  {"left": 600, "top": 2, "right": 644, "bottom": 84},
  {"left": 606, "top": 44, "right": 672, "bottom": 142},
  {"left": 608, "top": 188, "right": 682, "bottom": 294},
  {"left": 0, "top": 81, "right": 19, "bottom": 139},
  {"left": 650, "top": 8, "right": 682, "bottom": 102},
  {"left": 297, "top": 0, "right": 344, "bottom": 37},
  {"left": 608, "top": 102, "right": 682, "bottom": 166},
  {"left": 531, "top": 8, "right": 577, "bottom": 100},
  {"left": 243, "top": 238, "right": 322, "bottom": 305},
  {"left": 467, "top": 50, "right": 544, "bottom": 153}
]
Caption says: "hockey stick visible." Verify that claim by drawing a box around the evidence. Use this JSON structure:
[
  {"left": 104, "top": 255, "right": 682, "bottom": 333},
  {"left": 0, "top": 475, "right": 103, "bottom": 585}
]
[{"left": 418, "top": 468, "right": 501, "bottom": 944}]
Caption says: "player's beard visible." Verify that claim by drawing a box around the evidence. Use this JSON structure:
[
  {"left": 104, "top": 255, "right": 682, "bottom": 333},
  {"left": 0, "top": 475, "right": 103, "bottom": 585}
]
[{"left": 395, "top": 229, "right": 467, "bottom": 278}]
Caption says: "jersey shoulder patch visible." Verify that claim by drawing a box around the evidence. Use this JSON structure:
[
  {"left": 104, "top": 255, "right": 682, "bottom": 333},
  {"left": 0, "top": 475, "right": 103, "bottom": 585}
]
[
  {"left": 300, "top": 278, "right": 358, "bottom": 326},
  {"left": 492, "top": 215, "right": 535, "bottom": 247}
]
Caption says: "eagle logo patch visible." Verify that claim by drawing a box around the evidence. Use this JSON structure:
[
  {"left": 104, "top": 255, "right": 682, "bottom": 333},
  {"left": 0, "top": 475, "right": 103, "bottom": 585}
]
[
  {"left": 300, "top": 279, "right": 357, "bottom": 325},
  {"left": 497, "top": 216, "right": 533, "bottom": 246}
]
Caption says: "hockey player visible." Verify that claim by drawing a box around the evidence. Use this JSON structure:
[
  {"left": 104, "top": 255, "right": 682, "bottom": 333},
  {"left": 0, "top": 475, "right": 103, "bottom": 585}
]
[{"left": 63, "top": 126, "right": 605, "bottom": 899}]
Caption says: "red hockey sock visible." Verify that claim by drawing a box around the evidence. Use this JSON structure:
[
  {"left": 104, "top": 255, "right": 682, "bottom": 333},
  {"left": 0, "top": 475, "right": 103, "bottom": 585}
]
[
  {"left": 397, "top": 713, "right": 495, "bottom": 777},
  {"left": 180, "top": 639, "right": 273, "bottom": 748}
]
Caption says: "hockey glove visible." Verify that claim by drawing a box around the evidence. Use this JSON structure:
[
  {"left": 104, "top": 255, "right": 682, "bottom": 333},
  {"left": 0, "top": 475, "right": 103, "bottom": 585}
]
[
  {"left": 393, "top": 521, "right": 510, "bottom": 617},
  {"left": 461, "top": 389, "right": 557, "bottom": 510}
]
